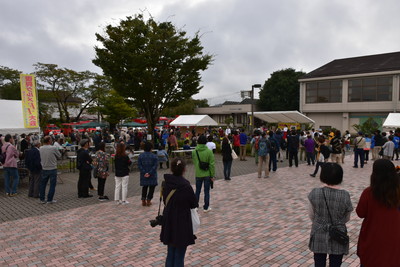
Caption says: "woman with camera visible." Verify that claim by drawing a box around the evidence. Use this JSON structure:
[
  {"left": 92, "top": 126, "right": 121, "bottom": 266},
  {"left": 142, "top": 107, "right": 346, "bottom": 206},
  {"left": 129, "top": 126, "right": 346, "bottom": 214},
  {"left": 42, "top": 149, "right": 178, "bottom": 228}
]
[
  {"left": 356, "top": 159, "right": 400, "bottom": 266},
  {"left": 160, "top": 158, "right": 198, "bottom": 267},
  {"left": 308, "top": 163, "right": 353, "bottom": 267}
]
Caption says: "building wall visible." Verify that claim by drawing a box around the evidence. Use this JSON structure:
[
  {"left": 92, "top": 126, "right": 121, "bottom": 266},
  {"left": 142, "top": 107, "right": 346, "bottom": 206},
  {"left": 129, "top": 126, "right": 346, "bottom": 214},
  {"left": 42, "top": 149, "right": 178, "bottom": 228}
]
[
  {"left": 195, "top": 103, "right": 252, "bottom": 128},
  {"left": 300, "top": 72, "right": 400, "bottom": 133}
]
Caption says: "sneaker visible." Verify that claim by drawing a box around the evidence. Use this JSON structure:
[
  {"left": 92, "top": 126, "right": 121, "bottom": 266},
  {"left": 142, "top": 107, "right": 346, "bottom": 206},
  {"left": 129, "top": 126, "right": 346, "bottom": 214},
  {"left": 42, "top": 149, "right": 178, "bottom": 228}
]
[
  {"left": 98, "top": 197, "right": 108, "bottom": 201},
  {"left": 264, "top": 176, "right": 269, "bottom": 178},
  {"left": 115, "top": 200, "right": 122, "bottom": 205},
  {"left": 5, "top": 193, "right": 10, "bottom": 197},
  {"left": 90, "top": 188, "right": 97, "bottom": 191},
  {"left": 309, "top": 174, "right": 316, "bottom": 177},
  {"left": 122, "top": 201, "right": 130, "bottom": 205},
  {"left": 9, "top": 193, "right": 17, "bottom": 197},
  {"left": 103, "top": 196, "right": 109, "bottom": 200},
  {"left": 204, "top": 207, "right": 212, "bottom": 213},
  {"left": 39, "top": 200, "right": 47, "bottom": 204},
  {"left": 47, "top": 200, "right": 57, "bottom": 204}
]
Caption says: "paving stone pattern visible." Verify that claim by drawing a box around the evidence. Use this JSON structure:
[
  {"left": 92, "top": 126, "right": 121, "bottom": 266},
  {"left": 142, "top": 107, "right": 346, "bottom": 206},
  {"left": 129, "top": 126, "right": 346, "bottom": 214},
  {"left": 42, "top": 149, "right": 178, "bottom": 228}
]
[{"left": 0, "top": 153, "right": 372, "bottom": 266}]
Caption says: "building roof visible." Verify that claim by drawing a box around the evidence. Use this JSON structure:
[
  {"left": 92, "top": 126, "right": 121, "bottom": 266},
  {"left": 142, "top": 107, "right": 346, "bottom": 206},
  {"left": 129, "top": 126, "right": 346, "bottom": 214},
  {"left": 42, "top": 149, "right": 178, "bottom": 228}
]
[{"left": 301, "top": 51, "right": 400, "bottom": 79}]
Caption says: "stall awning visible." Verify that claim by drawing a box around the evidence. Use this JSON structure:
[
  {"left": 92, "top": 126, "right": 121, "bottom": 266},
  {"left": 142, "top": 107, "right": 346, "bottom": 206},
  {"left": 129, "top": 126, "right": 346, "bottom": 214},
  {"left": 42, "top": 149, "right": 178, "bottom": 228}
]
[
  {"left": 383, "top": 113, "right": 400, "bottom": 128},
  {"left": 0, "top": 99, "right": 39, "bottom": 135},
  {"left": 170, "top": 115, "right": 219, "bottom": 127},
  {"left": 249, "top": 111, "right": 315, "bottom": 124}
]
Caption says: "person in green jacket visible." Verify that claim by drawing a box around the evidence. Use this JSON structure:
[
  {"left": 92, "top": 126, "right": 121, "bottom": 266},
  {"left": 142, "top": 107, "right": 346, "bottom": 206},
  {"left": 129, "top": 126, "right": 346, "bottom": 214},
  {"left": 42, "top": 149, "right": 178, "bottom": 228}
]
[{"left": 192, "top": 134, "right": 215, "bottom": 212}]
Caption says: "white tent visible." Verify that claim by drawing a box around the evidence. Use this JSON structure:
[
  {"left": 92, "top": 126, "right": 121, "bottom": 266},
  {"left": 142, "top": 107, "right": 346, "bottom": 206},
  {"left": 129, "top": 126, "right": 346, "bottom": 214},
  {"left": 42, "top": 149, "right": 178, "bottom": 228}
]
[
  {"left": 249, "top": 110, "right": 315, "bottom": 124},
  {"left": 0, "top": 99, "right": 40, "bottom": 135},
  {"left": 169, "top": 115, "right": 219, "bottom": 127},
  {"left": 383, "top": 113, "right": 400, "bottom": 128}
]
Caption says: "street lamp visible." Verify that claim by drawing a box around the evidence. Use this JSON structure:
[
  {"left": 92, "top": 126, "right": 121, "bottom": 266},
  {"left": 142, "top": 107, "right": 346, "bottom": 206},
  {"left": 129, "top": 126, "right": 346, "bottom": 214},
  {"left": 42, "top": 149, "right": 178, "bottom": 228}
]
[{"left": 250, "top": 83, "right": 262, "bottom": 132}]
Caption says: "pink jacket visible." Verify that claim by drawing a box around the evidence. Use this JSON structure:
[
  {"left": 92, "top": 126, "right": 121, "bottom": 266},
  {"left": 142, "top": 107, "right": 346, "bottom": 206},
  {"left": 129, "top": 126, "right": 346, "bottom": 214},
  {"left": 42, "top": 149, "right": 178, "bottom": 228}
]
[{"left": 2, "top": 143, "right": 19, "bottom": 168}]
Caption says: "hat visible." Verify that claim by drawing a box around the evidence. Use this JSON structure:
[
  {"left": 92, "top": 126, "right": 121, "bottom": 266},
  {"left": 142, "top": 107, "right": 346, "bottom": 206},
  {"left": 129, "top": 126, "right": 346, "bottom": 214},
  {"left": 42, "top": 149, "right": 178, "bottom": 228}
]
[
  {"left": 80, "top": 139, "right": 89, "bottom": 147},
  {"left": 358, "top": 131, "right": 363, "bottom": 135}
]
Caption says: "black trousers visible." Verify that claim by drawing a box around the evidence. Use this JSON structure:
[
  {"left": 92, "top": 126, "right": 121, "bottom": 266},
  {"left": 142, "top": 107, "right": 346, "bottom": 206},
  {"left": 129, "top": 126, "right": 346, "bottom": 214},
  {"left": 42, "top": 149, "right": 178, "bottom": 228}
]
[
  {"left": 312, "top": 161, "right": 324, "bottom": 175},
  {"left": 141, "top": 185, "right": 156, "bottom": 200},
  {"left": 97, "top": 178, "right": 106, "bottom": 196},
  {"left": 289, "top": 150, "right": 298, "bottom": 167},
  {"left": 78, "top": 169, "right": 91, "bottom": 197}
]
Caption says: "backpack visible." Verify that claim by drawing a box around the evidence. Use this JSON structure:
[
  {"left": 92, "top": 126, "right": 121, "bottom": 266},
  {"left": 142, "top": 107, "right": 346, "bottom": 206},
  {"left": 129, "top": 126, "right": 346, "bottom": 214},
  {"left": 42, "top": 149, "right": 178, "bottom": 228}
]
[
  {"left": 258, "top": 138, "right": 268, "bottom": 156},
  {"left": 269, "top": 138, "right": 278, "bottom": 153},
  {"left": 331, "top": 137, "right": 342, "bottom": 153},
  {"left": 0, "top": 145, "right": 10, "bottom": 165}
]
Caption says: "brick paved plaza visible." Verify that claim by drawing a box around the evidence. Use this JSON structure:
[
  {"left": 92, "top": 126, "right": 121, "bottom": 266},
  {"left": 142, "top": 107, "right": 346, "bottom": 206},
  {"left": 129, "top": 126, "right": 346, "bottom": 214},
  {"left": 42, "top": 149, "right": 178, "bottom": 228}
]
[{"left": 0, "top": 154, "right": 373, "bottom": 266}]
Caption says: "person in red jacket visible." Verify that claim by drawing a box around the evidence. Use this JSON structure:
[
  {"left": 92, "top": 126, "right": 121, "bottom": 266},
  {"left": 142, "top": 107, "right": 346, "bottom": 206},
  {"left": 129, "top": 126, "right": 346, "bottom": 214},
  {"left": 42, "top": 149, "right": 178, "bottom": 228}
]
[{"left": 356, "top": 159, "right": 400, "bottom": 267}]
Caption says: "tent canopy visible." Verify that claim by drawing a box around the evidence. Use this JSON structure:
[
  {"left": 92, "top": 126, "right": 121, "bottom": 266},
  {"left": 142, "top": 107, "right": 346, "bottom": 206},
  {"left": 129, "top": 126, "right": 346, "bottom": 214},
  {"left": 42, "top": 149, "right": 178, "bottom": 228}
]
[
  {"left": 169, "top": 115, "right": 219, "bottom": 127},
  {"left": 0, "top": 100, "right": 39, "bottom": 135},
  {"left": 120, "top": 121, "right": 146, "bottom": 127},
  {"left": 75, "top": 121, "right": 108, "bottom": 129},
  {"left": 383, "top": 113, "right": 400, "bottom": 128},
  {"left": 250, "top": 111, "right": 315, "bottom": 124}
]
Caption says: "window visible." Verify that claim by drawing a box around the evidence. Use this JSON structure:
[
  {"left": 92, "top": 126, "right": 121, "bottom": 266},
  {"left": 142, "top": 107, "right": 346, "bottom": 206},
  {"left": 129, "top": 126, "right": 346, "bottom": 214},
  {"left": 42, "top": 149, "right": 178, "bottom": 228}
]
[
  {"left": 348, "top": 76, "right": 392, "bottom": 102},
  {"left": 306, "top": 80, "right": 342, "bottom": 103}
]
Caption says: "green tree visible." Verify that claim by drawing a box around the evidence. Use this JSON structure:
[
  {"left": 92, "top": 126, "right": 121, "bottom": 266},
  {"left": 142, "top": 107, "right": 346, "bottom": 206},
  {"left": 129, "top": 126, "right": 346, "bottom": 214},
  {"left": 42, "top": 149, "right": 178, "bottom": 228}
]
[
  {"left": 34, "top": 63, "right": 99, "bottom": 122},
  {"left": 93, "top": 14, "right": 213, "bottom": 136},
  {"left": 162, "top": 98, "right": 209, "bottom": 117},
  {"left": 258, "top": 68, "right": 306, "bottom": 111},
  {"left": 352, "top": 117, "right": 379, "bottom": 135},
  {"left": 98, "top": 90, "right": 137, "bottom": 130},
  {"left": 0, "top": 66, "right": 22, "bottom": 100}
]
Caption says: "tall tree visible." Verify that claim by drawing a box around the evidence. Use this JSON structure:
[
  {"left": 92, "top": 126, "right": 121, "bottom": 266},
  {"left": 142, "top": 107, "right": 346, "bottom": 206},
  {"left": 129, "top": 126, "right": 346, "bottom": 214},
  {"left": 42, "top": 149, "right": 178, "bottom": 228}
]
[
  {"left": 93, "top": 14, "right": 213, "bottom": 136},
  {"left": 98, "top": 90, "right": 137, "bottom": 130},
  {"left": 258, "top": 68, "right": 306, "bottom": 111},
  {"left": 0, "top": 66, "right": 22, "bottom": 100},
  {"left": 161, "top": 98, "right": 209, "bottom": 117},
  {"left": 34, "top": 63, "right": 99, "bottom": 122}
]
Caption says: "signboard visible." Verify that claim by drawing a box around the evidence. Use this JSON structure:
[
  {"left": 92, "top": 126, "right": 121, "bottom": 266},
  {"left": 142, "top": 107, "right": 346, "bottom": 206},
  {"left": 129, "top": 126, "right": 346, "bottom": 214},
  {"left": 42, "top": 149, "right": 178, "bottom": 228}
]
[{"left": 20, "top": 74, "right": 39, "bottom": 128}]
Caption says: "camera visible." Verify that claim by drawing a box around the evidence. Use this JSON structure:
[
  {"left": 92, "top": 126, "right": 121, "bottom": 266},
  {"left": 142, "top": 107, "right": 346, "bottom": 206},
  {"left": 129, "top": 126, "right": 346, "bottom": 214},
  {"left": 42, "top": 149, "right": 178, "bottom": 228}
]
[{"left": 149, "top": 215, "right": 163, "bottom": 227}]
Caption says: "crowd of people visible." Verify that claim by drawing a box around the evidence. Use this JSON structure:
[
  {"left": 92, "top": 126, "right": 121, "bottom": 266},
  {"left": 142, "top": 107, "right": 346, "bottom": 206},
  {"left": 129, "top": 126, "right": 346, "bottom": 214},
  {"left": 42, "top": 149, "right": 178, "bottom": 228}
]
[{"left": 1, "top": 125, "right": 400, "bottom": 266}]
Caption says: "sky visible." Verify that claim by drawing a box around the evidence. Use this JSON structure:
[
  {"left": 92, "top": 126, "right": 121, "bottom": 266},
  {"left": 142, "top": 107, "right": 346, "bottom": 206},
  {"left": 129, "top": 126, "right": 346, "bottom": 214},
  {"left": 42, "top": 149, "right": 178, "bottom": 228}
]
[{"left": 1, "top": 0, "right": 400, "bottom": 105}]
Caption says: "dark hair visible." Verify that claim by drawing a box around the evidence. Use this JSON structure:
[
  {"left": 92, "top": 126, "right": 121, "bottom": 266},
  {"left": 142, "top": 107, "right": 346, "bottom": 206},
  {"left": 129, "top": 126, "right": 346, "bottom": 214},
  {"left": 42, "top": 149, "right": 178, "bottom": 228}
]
[
  {"left": 222, "top": 136, "right": 229, "bottom": 145},
  {"left": 43, "top": 136, "right": 52, "bottom": 144},
  {"left": 318, "top": 136, "right": 325, "bottom": 143},
  {"left": 115, "top": 143, "right": 126, "bottom": 157},
  {"left": 370, "top": 159, "right": 400, "bottom": 208},
  {"left": 171, "top": 158, "right": 186, "bottom": 176},
  {"left": 4, "top": 134, "right": 12, "bottom": 142},
  {"left": 268, "top": 131, "right": 274, "bottom": 137},
  {"left": 98, "top": 142, "right": 106, "bottom": 151},
  {"left": 197, "top": 135, "right": 207, "bottom": 144},
  {"left": 320, "top": 163, "right": 343, "bottom": 185},
  {"left": 207, "top": 135, "right": 213, "bottom": 142},
  {"left": 143, "top": 142, "right": 153, "bottom": 152},
  {"left": 335, "top": 130, "right": 341, "bottom": 137},
  {"left": 389, "top": 135, "right": 394, "bottom": 141}
]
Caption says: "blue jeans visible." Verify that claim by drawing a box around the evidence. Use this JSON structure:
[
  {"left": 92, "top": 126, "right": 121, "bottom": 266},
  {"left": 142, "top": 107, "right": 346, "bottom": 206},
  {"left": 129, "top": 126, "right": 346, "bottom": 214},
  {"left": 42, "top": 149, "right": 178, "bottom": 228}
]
[
  {"left": 223, "top": 160, "right": 232, "bottom": 179},
  {"left": 306, "top": 151, "right": 315, "bottom": 165},
  {"left": 269, "top": 151, "right": 277, "bottom": 171},
  {"left": 354, "top": 148, "right": 365, "bottom": 167},
  {"left": 314, "top": 253, "right": 343, "bottom": 267},
  {"left": 166, "top": 245, "right": 187, "bottom": 267},
  {"left": 3, "top": 167, "right": 19, "bottom": 194},
  {"left": 195, "top": 177, "right": 211, "bottom": 210},
  {"left": 40, "top": 169, "right": 58, "bottom": 202}
]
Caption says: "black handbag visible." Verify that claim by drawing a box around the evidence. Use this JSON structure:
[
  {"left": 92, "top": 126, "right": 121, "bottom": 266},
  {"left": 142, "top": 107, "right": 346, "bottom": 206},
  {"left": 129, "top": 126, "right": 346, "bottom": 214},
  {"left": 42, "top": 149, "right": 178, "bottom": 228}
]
[
  {"left": 322, "top": 188, "right": 349, "bottom": 245},
  {"left": 195, "top": 150, "right": 210, "bottom": 171}
]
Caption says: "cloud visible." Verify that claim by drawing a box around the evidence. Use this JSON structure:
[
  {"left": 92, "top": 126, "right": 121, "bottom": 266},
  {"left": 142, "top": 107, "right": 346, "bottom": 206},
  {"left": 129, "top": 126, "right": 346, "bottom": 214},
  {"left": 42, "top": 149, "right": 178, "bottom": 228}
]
[{"left": 1, "top": 0, "right": 400, "bottom": 106}]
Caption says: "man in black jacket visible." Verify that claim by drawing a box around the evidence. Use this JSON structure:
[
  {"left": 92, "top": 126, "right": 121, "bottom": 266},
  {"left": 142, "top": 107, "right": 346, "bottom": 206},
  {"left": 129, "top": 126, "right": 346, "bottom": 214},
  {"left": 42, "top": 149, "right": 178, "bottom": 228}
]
[
  {"left": 77, "top": 139, "right": 93, "bottom": 198},
  {"left": 25, "top": 140, "right": 42, "bottom": 198}
]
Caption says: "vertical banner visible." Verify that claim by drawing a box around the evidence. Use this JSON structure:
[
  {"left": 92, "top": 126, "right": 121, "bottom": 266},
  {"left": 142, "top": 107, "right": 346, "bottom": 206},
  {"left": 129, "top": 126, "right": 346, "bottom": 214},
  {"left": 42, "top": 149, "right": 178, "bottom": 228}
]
[{"left": 20, "top": 74, "right": 39, "bottom": 128}]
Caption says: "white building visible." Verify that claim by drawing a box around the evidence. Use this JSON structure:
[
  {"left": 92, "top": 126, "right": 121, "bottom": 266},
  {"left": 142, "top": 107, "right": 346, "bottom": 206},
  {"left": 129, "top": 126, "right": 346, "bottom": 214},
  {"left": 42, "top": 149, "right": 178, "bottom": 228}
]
[{"left": 299, "top": 51, "right": 400, "bottom": 133}]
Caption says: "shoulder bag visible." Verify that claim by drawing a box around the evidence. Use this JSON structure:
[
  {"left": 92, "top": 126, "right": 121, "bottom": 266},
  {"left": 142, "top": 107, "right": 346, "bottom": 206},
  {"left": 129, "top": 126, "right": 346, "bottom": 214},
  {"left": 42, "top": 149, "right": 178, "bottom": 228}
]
[
  {"left": 322, "top": 188, "right": 349, "bottom": 245},
  {"left": 195, "top": 150, "right": 210, "bottom": 170}
]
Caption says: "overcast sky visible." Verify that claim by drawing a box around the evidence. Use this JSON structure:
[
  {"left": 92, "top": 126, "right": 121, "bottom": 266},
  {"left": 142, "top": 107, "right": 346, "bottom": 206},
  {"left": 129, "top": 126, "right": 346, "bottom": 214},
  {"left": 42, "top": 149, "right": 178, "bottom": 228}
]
[{"left": 1, "top": 0, "right": 400, "bottom": 105}]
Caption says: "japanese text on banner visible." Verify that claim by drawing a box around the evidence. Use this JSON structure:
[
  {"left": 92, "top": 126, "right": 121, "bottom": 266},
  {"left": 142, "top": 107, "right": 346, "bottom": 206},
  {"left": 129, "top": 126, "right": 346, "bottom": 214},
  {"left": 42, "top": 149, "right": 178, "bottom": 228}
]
[{"left": 20, "top": 74, "right": 39, "bottom": 128}]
